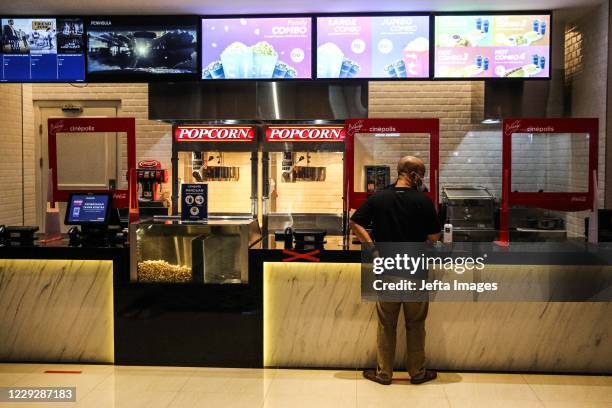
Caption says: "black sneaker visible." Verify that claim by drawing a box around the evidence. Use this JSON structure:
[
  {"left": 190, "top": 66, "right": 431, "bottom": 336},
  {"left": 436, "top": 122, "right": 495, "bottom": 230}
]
[
  {"left": 363, "top": 369, "right": 392, "bottom": 385},
  {"left": 410, "top": 369, "right": 437, "bottom": 384}
]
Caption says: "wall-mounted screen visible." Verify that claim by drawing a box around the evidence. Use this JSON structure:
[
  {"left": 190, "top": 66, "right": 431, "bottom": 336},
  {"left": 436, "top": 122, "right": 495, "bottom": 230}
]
[
  {"left": 434, "top": 14, "right": 551, "bottom": 79},
  {"left": 316, "top": 15, "right": 430, "bottom": 79},
  {"left": 86, "top": 16, "right": 198, "bottom": 80},
  {"left": 201, "top": 17, "right": 312, "bottom": 79},
  {"left": 1, "top": 17, "right": 85, "bottom": 82}
]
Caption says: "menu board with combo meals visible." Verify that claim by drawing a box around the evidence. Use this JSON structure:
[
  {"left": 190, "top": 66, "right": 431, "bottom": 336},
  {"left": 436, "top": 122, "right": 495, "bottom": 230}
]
[
  {"left": 434, "top": 14, "right": 551, "bottom": 79},
  {"left": 1, "top": 17, "right": 85, "bottom": 82},
  {"left": 201, "top": 17, "right": 312, "bottom": 79},
  {"left": 317, "top": 15, "right": 430, "bottom": 79}
]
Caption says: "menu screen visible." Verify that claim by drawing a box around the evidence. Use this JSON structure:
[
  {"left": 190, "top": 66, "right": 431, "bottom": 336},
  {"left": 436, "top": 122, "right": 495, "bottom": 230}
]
[
  {"left": 434, "top": 14, "right": 551, "bottom": 79},
  {"left": 87, "top": 17, "right": 198, "bottom": 78},
  {"left": 317, "top": 16, "right": 430, "bottom": 79},
  {"left": 66, "top": 194, "right": 110, "bottom": 224},
  {"left": 1, "top": 17, "right": 85, "bottom": 82},
  {"left": 201, "top": 17, "right": 312, "bottom": 79}
]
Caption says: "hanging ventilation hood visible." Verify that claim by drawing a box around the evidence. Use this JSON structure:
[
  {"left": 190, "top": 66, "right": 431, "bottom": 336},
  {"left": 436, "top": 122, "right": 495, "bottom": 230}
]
[{"left": 149, "top": 80, "right": 368, "bottom": 121}]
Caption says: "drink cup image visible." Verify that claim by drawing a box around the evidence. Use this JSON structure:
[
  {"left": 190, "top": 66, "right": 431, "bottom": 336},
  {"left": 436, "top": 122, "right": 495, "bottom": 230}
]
[
  {"left": 394, "top": 60, "right": 407, "bottom": 78},
  {"left": 347, "top": 62, "right": 360, "bottom": 78},
  {"left": 532, "top": 54, "right": 539, "bottom": 65},
  {"left": 208, "top": 61, "right": 225, "bottom": 79},
  {"left": 272, "top": 61, "right": 288, "bottom": 78},
  {"left": 483, "top": 19, "right": 490, "bottom": 33},
  {"left": 284, "top": 67, "right": 297, "bottom": 78},
  {"left": 385, "top": 63, "right": 397, "bottom": 78},
  {"left": 539, "top": 56, "right": 546, "bottom": 69},
  {"left": 317, "top": 42, "right": 344, "bottom": 78},
  {"left": 252, "top": 41, "right": 278, "bottom": 78},
  {"left": 202, "top": 68, "right": 213, "bottom": 79},
  {"left": 339, "top": 58, "right": 354, "bottom": 78},
  {"left": 540, "top": 21, "right": 547, "bottom": 36},
  {"left": 533, "top": 20, "right": 540, "bottom": 33},
  {"left": 220, "top": 41, "right": 253, "bottom": 78},
  {"left": 483, "top": 57, "right": 489, "bottom": 71},
  {"left": 476, "top": 17, "right": 482, "bottom": 31},
  {"left": 476, "top": 55, "right": 483, "bottom": 69}
]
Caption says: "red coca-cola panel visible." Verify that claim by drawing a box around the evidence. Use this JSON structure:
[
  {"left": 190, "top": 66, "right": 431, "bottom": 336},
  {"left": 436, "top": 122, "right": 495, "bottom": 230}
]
[
  {"left": 48, "top": 117, "right": 136, "bottom": 208},
  {"left": 265, "top": 126, "right": 346, "bottom": 142},
  {"left": 344, "top": 118, "right": 440, "bottom": 210},
  {"left": 499, "top": 117, "right": 599, "bottom": 243},
  {"left": 175, "top": 126, "right": 255, "bottom": 142}
]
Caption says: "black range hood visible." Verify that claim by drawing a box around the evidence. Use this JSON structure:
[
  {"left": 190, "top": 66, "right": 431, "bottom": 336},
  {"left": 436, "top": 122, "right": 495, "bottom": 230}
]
[
  {"left": 149, "top": 80, "right": 368, "bottom": 121},
  {"left": 482, "top": 68, "right": 566, "bottom": 122}
]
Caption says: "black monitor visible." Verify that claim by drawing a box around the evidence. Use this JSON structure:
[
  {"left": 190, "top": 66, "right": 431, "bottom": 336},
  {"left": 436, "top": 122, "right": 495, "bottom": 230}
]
[{"left": 65, "top": 193, "right": 112, "bottom": 226}]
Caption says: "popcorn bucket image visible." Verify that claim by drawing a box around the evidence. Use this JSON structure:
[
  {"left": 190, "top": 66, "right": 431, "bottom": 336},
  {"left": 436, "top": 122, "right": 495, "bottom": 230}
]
[
  {"left": 317, "top": 42, "right": 344, "bottom": 78},
  {"left": 220, "top": 42, "right": 253, "bottom": 79},
  {"left": 252, "top": 41, "right": 278, "bottom": 79}
]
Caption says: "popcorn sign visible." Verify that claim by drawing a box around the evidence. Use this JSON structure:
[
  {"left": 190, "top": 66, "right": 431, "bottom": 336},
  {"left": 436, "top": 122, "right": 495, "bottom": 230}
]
[
  {"left": 175, "top": 126, "right": 255, "bottom": 142},
  {"left": 266, "top": 126, "right": 346, "bottom": 142}
]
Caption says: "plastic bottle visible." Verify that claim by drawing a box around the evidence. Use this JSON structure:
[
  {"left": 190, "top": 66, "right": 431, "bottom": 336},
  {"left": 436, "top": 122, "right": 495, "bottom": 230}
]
[{"left": 443, "top": 219, "right": 453, "bottom": 244}]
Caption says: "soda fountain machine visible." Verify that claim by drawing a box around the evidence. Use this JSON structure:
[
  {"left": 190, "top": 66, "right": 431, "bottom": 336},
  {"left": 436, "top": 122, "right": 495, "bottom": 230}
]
[
  {"left": 261, "top": 122, "right": 347, "bottom": 249},
  {"left": 136, "top": 160, "right": 168, "bottom": 204},
  {"left": 171, "top": 123, "right": 259, "bottom": 218}
]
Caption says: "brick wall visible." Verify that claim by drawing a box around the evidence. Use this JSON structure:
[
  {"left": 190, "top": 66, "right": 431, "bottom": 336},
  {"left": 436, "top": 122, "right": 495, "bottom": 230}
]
[
  {"left": 564, "top": 2, "right": 609, "bottom": 235},
  {"left": 0, "top": 85, "right": 24, "bottom": 225}
]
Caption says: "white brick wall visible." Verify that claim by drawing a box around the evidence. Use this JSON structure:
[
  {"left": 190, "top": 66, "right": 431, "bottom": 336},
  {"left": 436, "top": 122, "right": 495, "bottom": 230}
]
[{"left": 0, "top": 85, "right": 24, "bottom": 225}]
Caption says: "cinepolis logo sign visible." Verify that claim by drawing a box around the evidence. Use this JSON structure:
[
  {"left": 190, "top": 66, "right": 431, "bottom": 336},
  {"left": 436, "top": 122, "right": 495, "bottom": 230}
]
[
  {"left": 175, "top": 126, "right": 255, "bottom": 142},
  {"left": 266, "top": 127, "right": 346, "bottom": 141}
]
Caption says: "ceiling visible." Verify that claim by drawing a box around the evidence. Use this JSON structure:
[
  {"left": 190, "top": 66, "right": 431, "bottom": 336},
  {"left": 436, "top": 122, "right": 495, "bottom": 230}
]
[{"left": 0, "top": 0, "right": 604, "bottom": 15}]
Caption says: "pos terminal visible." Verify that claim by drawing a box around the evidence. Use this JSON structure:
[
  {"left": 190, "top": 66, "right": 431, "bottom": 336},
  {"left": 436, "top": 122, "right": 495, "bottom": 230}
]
[{"left": 65, "top": 193, "right": 114, "bottom": 245}]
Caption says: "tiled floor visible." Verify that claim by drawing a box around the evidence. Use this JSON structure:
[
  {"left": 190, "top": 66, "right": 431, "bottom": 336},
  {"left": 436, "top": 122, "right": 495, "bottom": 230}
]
[{"left": 0, "top": 364, "right": 611, "bottom": 407}]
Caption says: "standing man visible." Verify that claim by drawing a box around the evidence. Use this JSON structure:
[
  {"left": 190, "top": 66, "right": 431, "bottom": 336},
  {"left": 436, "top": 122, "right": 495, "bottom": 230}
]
[
  {"left": 350, "top": 156, "right": 440, "bottom": 385},
  {"left": 3, "top": 19, "right": 19, "bottom": 52}
]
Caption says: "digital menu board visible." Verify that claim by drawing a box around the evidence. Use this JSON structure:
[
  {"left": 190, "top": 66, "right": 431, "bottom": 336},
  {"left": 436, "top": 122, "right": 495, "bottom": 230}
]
[
  {"left": 434, "top": 14, "right": 551, "bottom": 79},
  {"left": 1, "top": 17, "right": 85, "bottom": 82},
  {"left": 201, "top": 17, "right": 312, "bottom": 79},
  {"left": 86, "top": 17, "right": 198, "bottom": 79},
  {"left": 317, "top": 15, "right": 430, "bottom": 79}
]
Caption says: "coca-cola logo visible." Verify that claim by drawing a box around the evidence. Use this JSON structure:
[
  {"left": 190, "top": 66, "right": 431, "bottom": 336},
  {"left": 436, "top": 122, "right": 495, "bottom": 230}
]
[
  {"left": 266, "top": 127, "right": 346, "bottom": 142},
  {"left": 175, "top": 127, "right": 254, "bottom": 141},
  {"left": 138, "top": 160, "right": 160, "bottom": 169}
]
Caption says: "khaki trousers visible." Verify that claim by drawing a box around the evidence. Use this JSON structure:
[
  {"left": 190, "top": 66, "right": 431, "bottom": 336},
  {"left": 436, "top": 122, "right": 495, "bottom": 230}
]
[{"left": 375, "top": 301, "right": 428, "bottom": 380}]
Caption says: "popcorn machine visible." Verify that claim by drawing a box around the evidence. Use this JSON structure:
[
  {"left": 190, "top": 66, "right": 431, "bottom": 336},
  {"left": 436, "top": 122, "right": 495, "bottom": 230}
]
[
  {"left": 261, "top": 123, "right": 346, "bottom": 246},
  {"left": 171, "top": 123, "right": 259, "bottom": 217}
]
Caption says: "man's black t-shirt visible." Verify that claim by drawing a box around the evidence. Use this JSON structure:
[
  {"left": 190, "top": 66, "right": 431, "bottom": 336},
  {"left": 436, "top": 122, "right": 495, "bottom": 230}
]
[{"left": 350, "top": 187, "right": 440, "bottom": 242}]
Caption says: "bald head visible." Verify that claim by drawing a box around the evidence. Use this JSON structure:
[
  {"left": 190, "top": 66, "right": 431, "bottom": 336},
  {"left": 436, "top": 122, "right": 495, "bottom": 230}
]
[{"left": 397, "top": 156, "right": 425, "bottom": 177}]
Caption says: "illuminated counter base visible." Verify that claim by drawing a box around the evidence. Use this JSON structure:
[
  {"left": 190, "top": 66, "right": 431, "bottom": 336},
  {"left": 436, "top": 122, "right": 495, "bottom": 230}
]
[
  {"left": 0, "top": 259, "right": 114, "bottom": 363},
  {"left": 264, "top": 262, "right": 612, "bottom": 373}
]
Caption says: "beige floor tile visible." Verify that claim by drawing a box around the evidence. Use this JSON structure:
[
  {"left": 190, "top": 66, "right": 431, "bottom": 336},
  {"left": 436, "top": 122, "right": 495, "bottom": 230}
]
[
  {"left": 169, "top": 391, "right": 264, "bottom": 408},
  {"left": 448, "top": 399, "right": 545, "bottom": 408},
  {"left": 357, "top": 377, "right": 446, "bottom": 399},
  {"left": 523, "top": 374, "right": 612, "bottom": 387},
  {"left": 358, "top": 395, "right": 450, "bottom": 408},
  {"left": 76, "top": 389, "right": 178, "bottom": 408},
  {"left": 264, "top": 393, "right": 355, "bottom": 408},
  {"left": 528, "top": 384, "right": 612, "bottom": 403},
  {"left": 275, "top": 369, "right": 357, "bottom": 380},
  {"left": 443, "top": 380, "right": 539, "bottom": 401},
  {"left": 541, "top": 402, "right": 612, "bottom": 408},
  {"left": 267, "top": 377, "right": 356, "bottom": 399}
]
